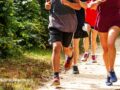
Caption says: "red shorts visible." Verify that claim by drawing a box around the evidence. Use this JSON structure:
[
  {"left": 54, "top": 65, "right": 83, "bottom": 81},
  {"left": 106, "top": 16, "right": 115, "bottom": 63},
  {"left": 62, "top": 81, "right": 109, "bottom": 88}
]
[{"left": 85, "top": 8, "right": 97, "bottom": 27}]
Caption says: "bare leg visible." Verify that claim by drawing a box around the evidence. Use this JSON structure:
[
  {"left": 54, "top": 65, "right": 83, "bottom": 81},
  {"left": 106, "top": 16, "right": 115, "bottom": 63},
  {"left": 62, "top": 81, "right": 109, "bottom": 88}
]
[
  {"left": 52, "top": 41, "right": 62, "bottom": 72},
  {"left": 72, "top": 38, "right": 80, "bottom": 65},
  {"left": 83, "top": 23, "right": 90, "bottom": 52},
  {"left": 83, "top": 37, "right": 89, "bottom": 52},
  {"left": 108, "top": 26, "right": 120, "bottom": 71},
  {"left": 91, "top": 29, "right": 98, "bottom": 55},
  {"left": 63, "top": 46, "right": 73, "bottom": 57},
  {"left": 98, "top": 32, "right": 109, "bottom": 72},
  {"left": 81, "top": 24, "right": 90, "bottom": 61},
  {"left": 63, "top": 45, "right": 73, "bottom": 71}
]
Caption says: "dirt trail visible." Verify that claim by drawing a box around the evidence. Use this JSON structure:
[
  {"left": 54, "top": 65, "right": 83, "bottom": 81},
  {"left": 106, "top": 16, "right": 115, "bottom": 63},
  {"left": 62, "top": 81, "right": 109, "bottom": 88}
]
[{"left": 39, "top": 38, "right": 120, "bottom": 90}]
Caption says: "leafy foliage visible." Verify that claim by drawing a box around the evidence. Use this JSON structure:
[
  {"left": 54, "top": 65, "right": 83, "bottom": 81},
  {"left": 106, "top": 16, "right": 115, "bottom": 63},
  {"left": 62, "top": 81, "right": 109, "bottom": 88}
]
[
  {"left": 14, "top": 0, "right": 48, "bottom": 49},
  {"left": 0, "top": 0, "right": 23, "bottom": 58},
  {"left": 0, "top": 0, "right": 49, "bottom": 58}
]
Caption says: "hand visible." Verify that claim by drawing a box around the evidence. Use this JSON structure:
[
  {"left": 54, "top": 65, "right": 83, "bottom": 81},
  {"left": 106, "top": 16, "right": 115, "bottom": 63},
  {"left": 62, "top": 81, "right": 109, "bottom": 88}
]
[
  {"left": 87, "top": 1, "right": 97, "bottom": 8},
  {"left": 45, "top": 1, "right": 51, "bottom": 10}
]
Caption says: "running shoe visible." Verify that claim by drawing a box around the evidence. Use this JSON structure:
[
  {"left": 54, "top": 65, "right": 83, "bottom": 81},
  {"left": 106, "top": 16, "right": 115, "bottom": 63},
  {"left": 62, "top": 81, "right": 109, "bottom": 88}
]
[
  {"left": 64, "top": 55, "right": 73, "bottom": 71},
  {"left": 91, "top": 55, "right": 97, "bottom": 63},
  {"left": 106, "top": 76, "right": 112, "bottom": 86},
  {"left": 73, "top": 65, "right": 79, "bottom": 74},
  {"left": 81, "top": 52, "right": 89, "bottom": 62},
  {"left": 110, "top": 70, "right": 117, "bottom": 82},
  {"left": 51, "top": 76, "right": 60, "bottom": 86}
]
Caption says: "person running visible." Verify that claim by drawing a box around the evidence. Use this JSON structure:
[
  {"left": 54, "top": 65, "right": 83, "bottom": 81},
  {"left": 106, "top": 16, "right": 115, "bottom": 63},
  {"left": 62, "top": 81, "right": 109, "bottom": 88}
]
[
  {"left": 72, "top": 0, "right": 88, "bottom": 74},
  {"left": 89, "top": 0, "right": 120, "bottom": 86},
  {"left": 45, "top": 0, "right": 81, "bottom": 86},
  {"left": 81, "top": 0, "right": 98, "bottom": 63}
]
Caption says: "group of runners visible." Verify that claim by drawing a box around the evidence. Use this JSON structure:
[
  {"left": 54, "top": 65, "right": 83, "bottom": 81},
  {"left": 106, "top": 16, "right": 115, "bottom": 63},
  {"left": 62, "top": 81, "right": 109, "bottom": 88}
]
[{"left": 45, "top": 0, "right": 120, "bottom": 86}]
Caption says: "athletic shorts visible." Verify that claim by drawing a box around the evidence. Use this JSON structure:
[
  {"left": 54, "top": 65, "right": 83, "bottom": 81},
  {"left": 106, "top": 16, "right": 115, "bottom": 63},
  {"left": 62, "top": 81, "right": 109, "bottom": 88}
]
[
  {"left": 74, "top": 24, "right": 88, "bottom": 38},
  {"left": 48, "top": 28, "right": 73, "bottom": 47}
]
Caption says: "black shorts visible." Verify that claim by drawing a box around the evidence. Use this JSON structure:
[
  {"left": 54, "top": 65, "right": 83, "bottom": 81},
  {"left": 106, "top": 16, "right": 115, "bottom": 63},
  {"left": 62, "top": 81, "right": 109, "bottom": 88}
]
[
  {"left": 74, "top": 24, "right": 88, "bottom": 38},
  {"left": 48, "top": 28, "right": 73, "bottom": 47}
]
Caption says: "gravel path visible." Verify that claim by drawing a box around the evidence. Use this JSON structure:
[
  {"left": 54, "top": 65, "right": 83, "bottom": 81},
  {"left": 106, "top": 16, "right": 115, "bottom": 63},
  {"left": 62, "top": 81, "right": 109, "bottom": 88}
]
[{"left": 39, "top": 38, "right": 120, "bottom": 90}]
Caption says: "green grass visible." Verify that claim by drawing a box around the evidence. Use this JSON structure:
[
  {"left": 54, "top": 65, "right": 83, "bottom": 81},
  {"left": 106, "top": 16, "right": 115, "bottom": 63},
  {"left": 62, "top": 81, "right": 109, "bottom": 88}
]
[
  {"left": 25, "top": 48, "right": 52, "bottom": 60},
  {"left": 0, "top": 48, "right": 53, "bottom": 90}
]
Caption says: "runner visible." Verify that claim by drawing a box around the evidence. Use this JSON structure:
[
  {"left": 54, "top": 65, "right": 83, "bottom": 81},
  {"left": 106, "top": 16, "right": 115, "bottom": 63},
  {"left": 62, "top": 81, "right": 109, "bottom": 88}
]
[
  {"left": 89, "top": 0, "right": 120, "bottom": 86},
  {"left": 81, "top": 0, "right": 98, "bottom": 63},
  {"left": 45, "top": 0, "right": 80, "bottom": 86},
  {"left": 72, "top": 0, "right": 88, "bottom": 74}
]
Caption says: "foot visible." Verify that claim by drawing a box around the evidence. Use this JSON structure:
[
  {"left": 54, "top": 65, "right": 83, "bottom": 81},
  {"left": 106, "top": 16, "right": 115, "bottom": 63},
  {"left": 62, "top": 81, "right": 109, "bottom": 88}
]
[
  {"left": 106, "top": 76, "right": 112, "bottom": 86},
  {"left": 64, "top": 55, "right": 73, "bottom": 71},
  {"left": 51, "top": 77, "right": 60, "bottom": 86},
  {"left": 73, "top": 65, "right": 79, "bottom": 74},
  {"left": 91, "top": 55, "right": 97, "bottom": 63},
  {"left": 110, "top": 70, "right": 117, "bottom": 82},
  {"left": 81, "top": 52, "right": 89, "bottom": 62}
]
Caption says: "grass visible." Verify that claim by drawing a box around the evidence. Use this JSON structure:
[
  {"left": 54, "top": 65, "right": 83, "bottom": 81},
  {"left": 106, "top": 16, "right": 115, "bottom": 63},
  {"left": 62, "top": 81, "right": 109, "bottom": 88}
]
[{"left": 0, "top": 48, "right": 53, "bottom": 90}]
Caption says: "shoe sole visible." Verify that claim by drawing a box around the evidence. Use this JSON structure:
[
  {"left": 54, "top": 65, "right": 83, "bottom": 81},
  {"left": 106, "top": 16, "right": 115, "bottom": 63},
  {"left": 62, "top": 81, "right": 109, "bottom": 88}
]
[
  {"left": 111, "top": 79, "right": 117, "bottom": 82},
  {"left": 106, "top": 82, "right": 113, "bottom": 86},
  {"left": 73, "top": 72, "right": 79, "bottom": 74},
  {"left": 81, "top": 58, "right": 88, "bottom": 62},
  {"left": 51, "top": 82, "right": 60, "bottom": 86},
  {"left": 92, "top": 61, "right": 97, "bottom": 63}
]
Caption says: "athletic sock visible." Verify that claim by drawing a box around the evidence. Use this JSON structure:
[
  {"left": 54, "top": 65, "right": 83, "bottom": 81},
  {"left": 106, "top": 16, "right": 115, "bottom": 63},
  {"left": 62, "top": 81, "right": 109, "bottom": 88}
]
[{"left": 54, "top": 72, "right": 59, "bottom": 78}]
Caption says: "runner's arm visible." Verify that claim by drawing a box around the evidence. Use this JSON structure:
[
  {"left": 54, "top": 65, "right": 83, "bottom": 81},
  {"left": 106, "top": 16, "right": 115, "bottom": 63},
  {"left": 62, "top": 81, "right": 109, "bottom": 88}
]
[
  {"left": 87, "top": 0, "right": 105, "bottom": 9},
  {"left": 61, "top": 0, "right": 81, "bottom": 10},
  {"left": 80, "top": 1, "right": 87, "bottom": 9}
]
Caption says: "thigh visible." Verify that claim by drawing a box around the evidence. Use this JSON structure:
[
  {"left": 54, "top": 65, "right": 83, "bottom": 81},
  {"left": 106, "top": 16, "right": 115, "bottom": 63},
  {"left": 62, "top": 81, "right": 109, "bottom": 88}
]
[
  {"left": 98, "top": 32, "right": 108, "bottom": 50},
  {"left": 108, "top": 26, "right": 120, "bottom": 45},
  {"left": 91, "top": 29, "right": 98, "bottom": 40}
]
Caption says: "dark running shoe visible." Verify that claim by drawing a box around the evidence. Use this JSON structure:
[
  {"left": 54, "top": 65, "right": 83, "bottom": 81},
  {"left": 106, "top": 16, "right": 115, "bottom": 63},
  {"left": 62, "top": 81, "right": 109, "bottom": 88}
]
[
  {"left": 73, "top": 65, "right": 79, "bottom": 74},
  {"left": 106, "top": 76, "right": 112, "bottom": 86},
  {"left": 64, "top": 55, "right": 73, "bottom": 71},
  {"left": 51, "top": 76, "right": 60, "bottom": 86},
  {"left": 110, "top": 71, "right": 117, "bottom": 82}
]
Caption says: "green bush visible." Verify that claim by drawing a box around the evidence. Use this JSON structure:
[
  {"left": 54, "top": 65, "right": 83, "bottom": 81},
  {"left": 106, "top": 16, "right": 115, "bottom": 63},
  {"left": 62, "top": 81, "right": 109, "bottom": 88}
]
[
  {"left": 0, "top": 0, "right": 49, "bottom": 58},
  {"left": 0, "top": 0, "right": 23, "bottom": 58},
  {"left": 14, "top": 0, "right": 49, "bottom": 49}
]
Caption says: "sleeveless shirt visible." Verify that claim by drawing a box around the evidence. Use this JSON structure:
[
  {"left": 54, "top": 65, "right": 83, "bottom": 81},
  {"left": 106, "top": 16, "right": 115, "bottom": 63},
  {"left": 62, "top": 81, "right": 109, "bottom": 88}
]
[{"left": 48, "top": 0, "right": 78, "bottom": 32}]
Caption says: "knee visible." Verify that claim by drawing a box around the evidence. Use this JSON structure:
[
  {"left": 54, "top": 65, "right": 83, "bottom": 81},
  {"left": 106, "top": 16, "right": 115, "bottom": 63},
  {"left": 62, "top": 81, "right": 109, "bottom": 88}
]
[
  {"left": 108, "top": 42, "right": 115, "bottom": 49},
  {"left": 102, "top": 46, "right": 108, "bottom": 53},
  {"left": 110, "top": 26, "right": 120, "bottom": 31},
  {"left": 53, "top": 44, "right": 61, "bottom": 53},
  {"left": 64, "top": 47, "right": 72, "bottom": 54}
]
